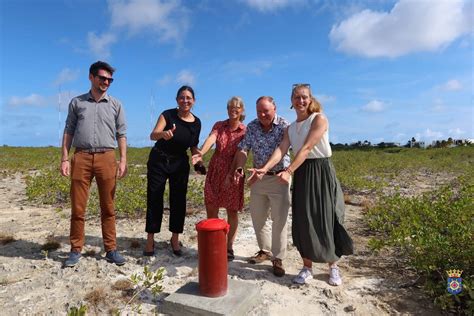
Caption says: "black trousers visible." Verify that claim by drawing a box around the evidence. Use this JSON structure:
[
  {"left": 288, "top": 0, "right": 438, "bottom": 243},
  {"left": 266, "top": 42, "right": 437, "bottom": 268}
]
[{"left": 146, "top": 148, "right": 190, "bottom": 234}]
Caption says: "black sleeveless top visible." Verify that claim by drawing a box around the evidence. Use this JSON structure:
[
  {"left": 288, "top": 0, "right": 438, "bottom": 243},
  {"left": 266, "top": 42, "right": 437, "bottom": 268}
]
[{"left": 154, "top": 108, "right": 201, "bottom": 156}]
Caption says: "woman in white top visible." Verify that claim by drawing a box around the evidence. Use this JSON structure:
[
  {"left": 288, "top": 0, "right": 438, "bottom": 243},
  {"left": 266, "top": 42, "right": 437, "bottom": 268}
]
[{"left": 249, "top": 84, "right": 353, "bottom": 286}]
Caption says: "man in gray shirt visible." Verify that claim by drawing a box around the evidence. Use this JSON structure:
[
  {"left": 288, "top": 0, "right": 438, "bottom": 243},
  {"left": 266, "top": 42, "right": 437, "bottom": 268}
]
[{"left": 60, "top": 61, "right": 127, "bottom": 267}]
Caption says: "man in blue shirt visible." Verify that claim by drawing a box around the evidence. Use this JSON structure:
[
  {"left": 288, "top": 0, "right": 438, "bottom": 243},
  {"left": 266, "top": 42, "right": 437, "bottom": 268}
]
[{"left": 234, "top": 96, "right": 291, "bottom": 277}]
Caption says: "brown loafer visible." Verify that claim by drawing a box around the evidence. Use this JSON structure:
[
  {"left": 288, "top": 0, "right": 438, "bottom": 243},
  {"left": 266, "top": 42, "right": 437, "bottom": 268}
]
[
  {"left": 272, "top": 258, "right": 285, "bottom": 277},
  {"left": 248, "top": 250, "right": 271, "bottom": 264}
]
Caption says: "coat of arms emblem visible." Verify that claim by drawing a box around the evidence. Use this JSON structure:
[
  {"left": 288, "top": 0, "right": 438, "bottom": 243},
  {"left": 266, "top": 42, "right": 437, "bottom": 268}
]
[{"left": 446, "top": 269, "right": 463, "bottom": 295}]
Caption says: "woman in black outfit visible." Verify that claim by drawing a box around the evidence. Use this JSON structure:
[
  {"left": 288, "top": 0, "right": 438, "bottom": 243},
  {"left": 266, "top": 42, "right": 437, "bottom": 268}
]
[{"left": 144, "top": 86, "right": 202, "bottom": 256}]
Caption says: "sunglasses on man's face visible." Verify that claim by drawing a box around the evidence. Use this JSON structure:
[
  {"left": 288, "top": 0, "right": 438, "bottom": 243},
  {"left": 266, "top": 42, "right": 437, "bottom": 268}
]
[{"left": 96, "top": 75, "right": 114, "bottom": 83}]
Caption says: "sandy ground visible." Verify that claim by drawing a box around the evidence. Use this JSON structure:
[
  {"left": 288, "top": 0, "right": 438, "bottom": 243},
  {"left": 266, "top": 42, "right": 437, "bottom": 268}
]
[{"left": 0, "top": 172, "right": 445, "bottom": 315}]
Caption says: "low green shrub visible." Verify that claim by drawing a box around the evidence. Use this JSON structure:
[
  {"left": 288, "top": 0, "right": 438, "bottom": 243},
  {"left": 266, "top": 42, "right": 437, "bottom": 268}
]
[
  {"left": 26, "top": 169, "right": 69, "bottom": 205},
  {"left": 366, "top": 179, "right": 473, "bottom": 314}
]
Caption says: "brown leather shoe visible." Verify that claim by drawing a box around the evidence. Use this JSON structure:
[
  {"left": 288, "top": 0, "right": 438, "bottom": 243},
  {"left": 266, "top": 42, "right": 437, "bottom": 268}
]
[
  {"left": 272, "top": 258, "right": 285, "bottom": 277},
  {"left": 248, "top": 250, "right": 271, "bottom": 264}
]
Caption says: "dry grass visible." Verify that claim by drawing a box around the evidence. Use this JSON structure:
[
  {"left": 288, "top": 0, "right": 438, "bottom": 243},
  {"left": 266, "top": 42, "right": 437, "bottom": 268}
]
[
  {"left": 0, "top": 277, "right": 11, "bottom": 286},
  {"left": 0, "top": 233, "right": 15, "bottom": 245},
  {"left": 113, "top": 279, "right": 135, "bottom": 300},
  {"left": 188, "top": 267, "right": 199, "bottom": 277},
  {"left": 187, "top": 233, "right": 198, "bottom": 242},
  {"left": 344, "top": 193, "right": 352, "bottom": 204},
  {"left": 84, "top": 249, "right": 97, "bottom": 256},
  {"left": 41, "top": 236, "right": 60, "bottom": 251},
  {"left": 112, "top": 279, "right": 134, "bottom": 291},
  {"left": 129, "top": 239, "right": 141, "bottom": 249},
  {"left": 85, "top": 287, "right": 109, "bottom": 312},
  {"left": 360, "top": 197, "right": 374, "bottom": 211}
]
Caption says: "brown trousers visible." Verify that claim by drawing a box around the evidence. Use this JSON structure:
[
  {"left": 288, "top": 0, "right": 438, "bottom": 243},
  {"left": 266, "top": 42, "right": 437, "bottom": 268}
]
[{"left": 70, "top": 150, "right": 117, "bottom": 252}]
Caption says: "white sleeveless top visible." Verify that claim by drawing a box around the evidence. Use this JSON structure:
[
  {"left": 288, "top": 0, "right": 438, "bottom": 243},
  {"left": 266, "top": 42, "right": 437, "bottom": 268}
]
[{"left": 288, "top": 112, "right": 332, "bottom": 158}]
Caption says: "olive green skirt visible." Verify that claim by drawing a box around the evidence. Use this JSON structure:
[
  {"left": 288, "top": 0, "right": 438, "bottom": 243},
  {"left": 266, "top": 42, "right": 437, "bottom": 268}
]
[{"left": 292, "top": 158, "right": 354, "bottom": 263}]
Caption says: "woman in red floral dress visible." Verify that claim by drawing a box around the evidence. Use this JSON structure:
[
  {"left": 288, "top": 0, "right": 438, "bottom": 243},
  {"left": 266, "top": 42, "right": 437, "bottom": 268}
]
[{"left": 192, "top": 96, "right": 246, "bottom": 260}]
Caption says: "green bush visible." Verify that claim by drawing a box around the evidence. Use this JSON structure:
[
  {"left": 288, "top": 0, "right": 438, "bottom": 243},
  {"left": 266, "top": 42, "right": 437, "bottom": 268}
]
[
  {"left": 26, "top": 169, "right": 70, "bottom": 205},
  {"left": 114, "top": 165, "right": 148, "bottom": 216},
  {"left": 366, "top": 179, "right": 473, "bottom": 314},
  {"left": 332, "top": 146, "right": 473, "bottom": 191}
]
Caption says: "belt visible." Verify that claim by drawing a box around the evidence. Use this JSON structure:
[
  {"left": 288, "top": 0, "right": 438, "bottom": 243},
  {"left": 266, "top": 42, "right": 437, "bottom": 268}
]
[
  {"left": 75, "top": 147, "right": 114, "bottom": 153},
  {"left": 265, "top": 170, "right": 285, "bottom": 176}
]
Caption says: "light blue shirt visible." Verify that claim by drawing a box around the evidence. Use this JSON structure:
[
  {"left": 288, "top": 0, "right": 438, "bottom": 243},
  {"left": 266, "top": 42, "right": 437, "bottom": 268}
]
[{"left": 238, "top": 114, "right": 290, "bottom": 171}]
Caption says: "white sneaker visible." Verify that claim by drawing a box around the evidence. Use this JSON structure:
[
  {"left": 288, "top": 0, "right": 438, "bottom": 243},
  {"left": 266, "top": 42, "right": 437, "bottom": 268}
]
[
  {"left": 328, "top": 267, "right": 342, "bottom": 286},
  {"left": 292, "top": 267, "right": 313, "bottom": 284}
]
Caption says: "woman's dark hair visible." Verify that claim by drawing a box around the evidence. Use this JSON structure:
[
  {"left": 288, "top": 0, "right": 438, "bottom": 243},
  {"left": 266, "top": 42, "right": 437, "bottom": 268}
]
[
  {"left": 176, "top": 85, "right": 195, "bottom": 99},
  {"left": 89, "top": 61, "right": 115, "bottom": 76}
]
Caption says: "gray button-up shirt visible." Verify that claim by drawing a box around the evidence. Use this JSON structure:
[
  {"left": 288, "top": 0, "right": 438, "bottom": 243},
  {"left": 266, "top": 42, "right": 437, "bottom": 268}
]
[
  {"left": 64, "top": 91, "right": 126, "bottom": 148},
  {"left": 238, "top": 114, "right": 290, "bottom": 171}
]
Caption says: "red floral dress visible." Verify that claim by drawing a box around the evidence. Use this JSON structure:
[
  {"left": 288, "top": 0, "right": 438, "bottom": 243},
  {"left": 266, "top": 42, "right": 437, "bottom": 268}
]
[{"left": 204, "top": 120, "right": 246, "bottom": 211}]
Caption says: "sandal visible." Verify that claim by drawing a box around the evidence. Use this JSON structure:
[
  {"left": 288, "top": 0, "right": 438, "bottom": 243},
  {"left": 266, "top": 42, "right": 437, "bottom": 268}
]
[
  {"left": 143, "top": 241, "right": 155, "bottom": 256},
  {"left": 170, "top": 238, "right": 183, "bottom": 257}
]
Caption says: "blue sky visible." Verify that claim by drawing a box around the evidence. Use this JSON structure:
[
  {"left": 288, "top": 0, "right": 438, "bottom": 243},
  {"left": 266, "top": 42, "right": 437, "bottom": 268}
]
[{"left": 1, "top": 0, "right": 472, "bottom": 147}]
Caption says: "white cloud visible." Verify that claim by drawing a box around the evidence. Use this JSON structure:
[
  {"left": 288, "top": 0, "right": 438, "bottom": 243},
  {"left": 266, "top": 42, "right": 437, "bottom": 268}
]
[
  {"left": 53, "top": 68, "right": 80, "bottom": 86},
  {"left": 423, "top": 128, "right": 443, "bottom": 139},
  {"left": 157, "top": 70, "right": 196, "bottom": 86},
  {"left": 442, "top": 79, "right": 463, "bottom": 91},
  {"left": 7, "top": 94, "right": 49, "bottom": 107},
  {"left": 108, "top": 0, "right": 189, "bottom": 42},
  {"left": 83, "top": 0, "right": 189, "bottom": 58},
  {"left": 316, "top": 94, "right": 336, "bottom": 104},
  {"left": 6, "top": 91, "right": 77, "bottom": 110},
  {"left": 329, "top": 0, "right": 471, "bottom": 58},
  {"left": 242, "top": 0, "right": 301, "bottom": 12},
  {"left": 87, "top": 32, "right": 117, "bottom": 58},
  {"left": 394, "top": 133, "right": 406, "bottom": 141},
  {"left": 362, "top": 100, "right": 385, "bottom": 112},
  {"left": 448, "top": 128, "right": 465, "bottom": 136},
  {"left": 157, "top": 74, "right": 173, "bottom": 86},
  {"left": 176, "top": 70, "right": 196, "bottom": 85}
]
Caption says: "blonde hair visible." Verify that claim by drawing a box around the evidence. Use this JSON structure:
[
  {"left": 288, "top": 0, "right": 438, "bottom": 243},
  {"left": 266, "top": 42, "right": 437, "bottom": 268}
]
[
  {"left": 227, "top": 96, "right": 246, "bottom": 122},
  {"left": 291, "top": 84, "right": 322, "bottom": 114}
]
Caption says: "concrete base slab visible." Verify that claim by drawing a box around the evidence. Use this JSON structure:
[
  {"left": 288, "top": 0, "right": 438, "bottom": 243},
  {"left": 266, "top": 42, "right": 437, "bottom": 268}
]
[{"left": 161, "top": 279, "right": 263, "bottom": 316}]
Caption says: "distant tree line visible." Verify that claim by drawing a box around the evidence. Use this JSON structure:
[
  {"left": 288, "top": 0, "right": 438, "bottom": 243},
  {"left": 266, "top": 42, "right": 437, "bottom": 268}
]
[{"left": 330, "top": 137, "right": 472, "bottom": 150}]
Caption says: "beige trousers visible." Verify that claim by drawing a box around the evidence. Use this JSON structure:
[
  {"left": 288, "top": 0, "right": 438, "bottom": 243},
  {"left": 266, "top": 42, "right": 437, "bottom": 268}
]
[{"left": 249, "top": 175, "right": 291, "bottom": 260}]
